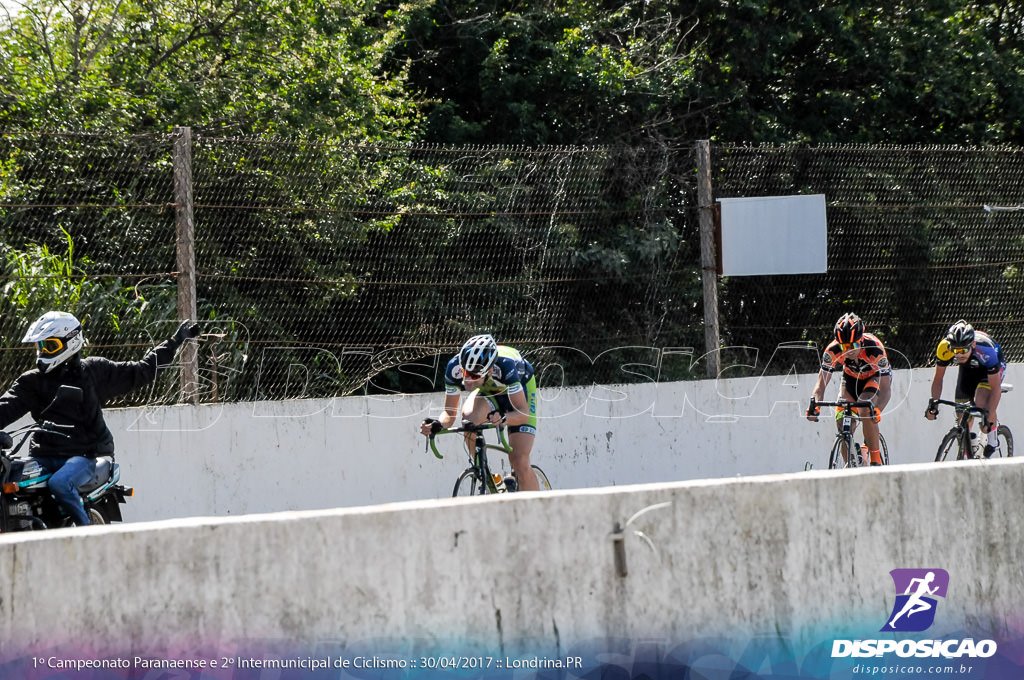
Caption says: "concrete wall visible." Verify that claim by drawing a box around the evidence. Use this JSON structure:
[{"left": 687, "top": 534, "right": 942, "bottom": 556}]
[
  {"left": 91, "top": 365, "right": 1019, "bottom": 522},
  {"left": 1, "top": 459, "right": 1021, "bottom": 662}
]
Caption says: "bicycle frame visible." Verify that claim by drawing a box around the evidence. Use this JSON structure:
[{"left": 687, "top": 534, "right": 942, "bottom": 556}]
[
  {"left": 934, "top": 399, "right": 983, "bottom": 461},
  {"left": 428, "top": 421, "right": 511, "bottom": 495},
  {"left": 810, "top": 399, "right": 879, "bottom": 469}
]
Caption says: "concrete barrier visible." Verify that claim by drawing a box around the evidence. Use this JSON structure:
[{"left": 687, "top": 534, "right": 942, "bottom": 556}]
[{"left": 2, "top": 457, "right": 1022, "bottom": 667}]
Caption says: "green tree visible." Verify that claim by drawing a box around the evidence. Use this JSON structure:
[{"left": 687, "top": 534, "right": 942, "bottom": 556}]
[
  {"left": 0, "top": 0, "right": 423, "bottom": 137},
  {"left": 393, "top": 0, "right": 704, "bottom": 145},
  {"left": 392, "top": 0, "right": 1024, "bottom": 147}
]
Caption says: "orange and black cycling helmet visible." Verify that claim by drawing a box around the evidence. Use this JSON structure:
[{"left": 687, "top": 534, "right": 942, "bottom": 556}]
[{"left": 834, "top": 313, "right": 865, "bottom": 346}]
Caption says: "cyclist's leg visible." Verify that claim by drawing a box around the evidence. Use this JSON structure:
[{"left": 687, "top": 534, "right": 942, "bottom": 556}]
[
  {"left": 973, "top": 365, "right": 1005, "bottom": 455},
  {"left": 837, "top": 375, "right": 861, "bottom": 464},
  {"left": 954, "top": 368, "right": 985, "bottom": 453},
  {"left": 508, "top": 429, "right": 539, "bottom": 490},
  {"left": 500, "top": 378, "right": 540, "bottom": 490},
  {"left": 856, "top": 375, "right": 884, "bottom": 465},
  {"left": 460, "top": 389, "right": 492, "bottom": 450},
  {"left": 974, "top": 381, "right": 995, "bottom": 416}
]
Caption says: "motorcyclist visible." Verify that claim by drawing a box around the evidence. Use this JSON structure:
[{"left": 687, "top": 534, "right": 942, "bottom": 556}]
[{"left": 0, "top": 312, "right": 199, "bottom": 526}]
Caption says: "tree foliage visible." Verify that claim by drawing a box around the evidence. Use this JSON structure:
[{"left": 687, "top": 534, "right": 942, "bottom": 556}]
[
  {"left": 0, "top": 0, "right": 423, "bottom": 137},
  {"left": 4, "top": 1, "right": 1024, "bottom": 397},
  {"left": 390, "top": 0, "right": 1024, "bottom": 146},
  {"left": 4, "top": 0, "right": 1023, "bottom": 142}
]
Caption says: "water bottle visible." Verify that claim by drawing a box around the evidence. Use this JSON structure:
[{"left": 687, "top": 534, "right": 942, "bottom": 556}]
[{"left": 492, "top": 473, "right": 507, "bottom": 492}]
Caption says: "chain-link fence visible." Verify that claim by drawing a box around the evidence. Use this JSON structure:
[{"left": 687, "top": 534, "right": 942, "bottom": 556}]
[
  {"left": 1, "top": 132, "right": 1022, "bottom": 404},
  {"left": 714, "top": 145, "right": 1024, "bottom": 378}
]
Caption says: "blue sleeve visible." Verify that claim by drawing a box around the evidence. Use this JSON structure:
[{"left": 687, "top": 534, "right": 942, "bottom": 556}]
[
  {"left": 494, "top": 356, "right": 525, "bottom": 393},
  {"left": 443, "top": 356, "right": 462, "bottom": 394},
  {"left": 975, "top": 345, "right": 1002, "bottom": 373}
]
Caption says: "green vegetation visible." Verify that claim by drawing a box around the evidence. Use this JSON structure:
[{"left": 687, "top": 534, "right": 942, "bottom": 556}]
[
  {"left": 2, "top": 1, "right": 1023, "bottom": 399},
  {"left": 3, "top": 1, "right": 1022, "bottom": 145}
]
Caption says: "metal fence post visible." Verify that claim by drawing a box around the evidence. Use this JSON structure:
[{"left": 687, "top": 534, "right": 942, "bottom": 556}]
[
  {"left": 173, "top": 127, "right": 199, "bottom": 403},
  {"left": 697, "top": 140, "right": 720, "bottom": 379}
]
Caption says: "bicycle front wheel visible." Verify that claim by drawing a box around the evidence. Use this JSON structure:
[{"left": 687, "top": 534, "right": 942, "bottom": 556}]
[
  {"left": 934, "top": 430, "right": 963, "bottom": 462},
  {"left": 452, "top": 469, "right": 486, "bottom": 497},
  {"left": 828, "top": 435, "right": 854, "bottom": 469},
  {"left": 991, "top": 425, "right": 1014, "bottom": 458},
  {"left": 879, "top": 433, "right": 890, "bottom": 465}
]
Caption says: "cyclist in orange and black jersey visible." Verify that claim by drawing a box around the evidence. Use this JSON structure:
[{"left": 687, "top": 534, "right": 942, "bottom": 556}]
[
  {"left": 925, "top": 320, "right": 1006, "bottom": 457},
  {"left": 806, "top": 313, "right": 893, "bottom": 465},
  {"left": 819, "top": 332, "right": 891, "bottom": 384}
]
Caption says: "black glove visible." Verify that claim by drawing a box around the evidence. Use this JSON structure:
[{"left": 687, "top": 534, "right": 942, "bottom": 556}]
[
  {"left": 925, "top": 400, "right": 938, "bottom": 418},
  {"left": 423, "top": 418, "right": 443, "bottom": 434},
  {"left": 806, "top": 397, "right": 820, "bottom": 419},
  {"left": 173, "top": 320, "right": 200, "bottom": 344}
]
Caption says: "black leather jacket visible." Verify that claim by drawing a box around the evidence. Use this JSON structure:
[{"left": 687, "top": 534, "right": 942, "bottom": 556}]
[{"left": 0, "top": 337, "right": 181, "bottom": 458}]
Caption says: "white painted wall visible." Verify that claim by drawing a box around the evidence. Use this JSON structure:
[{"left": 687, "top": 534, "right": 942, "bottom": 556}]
[{"left": 92, "top": 365, "right": 1018, "bottom": 522}]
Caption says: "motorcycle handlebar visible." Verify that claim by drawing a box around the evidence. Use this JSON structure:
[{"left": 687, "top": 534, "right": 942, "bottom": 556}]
[{"left": 0, "top": 422, "right": 75, "bottom": 456}]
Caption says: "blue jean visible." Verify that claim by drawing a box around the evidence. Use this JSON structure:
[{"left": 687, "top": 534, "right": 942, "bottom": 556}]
[{"left": 33, "top": 456, "right": 96, "bottom": 526}]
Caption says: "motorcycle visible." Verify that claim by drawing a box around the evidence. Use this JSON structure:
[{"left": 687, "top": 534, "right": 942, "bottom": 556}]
[{"left": 0, "top": 421, "right": 134, "bottom": 532}]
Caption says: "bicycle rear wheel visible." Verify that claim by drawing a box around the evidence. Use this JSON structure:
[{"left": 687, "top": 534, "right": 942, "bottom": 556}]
[
  {"left": 452, "top": 469, "right": 486, "bottom": 497},
  {"left": 934, "top": 430, "right": 963, "bottom": 462},
  {"left": 531, "top": 465, "right": 552, "bottom": 490},
  {"left": 878, "top": 433, "right": 890, "bottom": 465}
]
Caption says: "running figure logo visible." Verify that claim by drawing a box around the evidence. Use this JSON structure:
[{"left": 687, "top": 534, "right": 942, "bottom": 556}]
[{"left": 881, "top": 568, "right": 949, "bottom": 632}]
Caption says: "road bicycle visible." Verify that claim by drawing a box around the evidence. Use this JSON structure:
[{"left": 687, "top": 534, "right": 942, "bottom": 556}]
[
  {"left": 427, "top": 420, "right": 552, "bottom": 496},
  {"left": 930, "top": 397, "right": 1014, "bottom": 461},
  {"left": 809, "top": 398, "right": 890, "bottom": 469}
]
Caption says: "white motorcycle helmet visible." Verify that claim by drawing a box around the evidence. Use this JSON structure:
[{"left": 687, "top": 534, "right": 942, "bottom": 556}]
[{"left": 22, "top": 311, "right": 85, "bottom": 373}]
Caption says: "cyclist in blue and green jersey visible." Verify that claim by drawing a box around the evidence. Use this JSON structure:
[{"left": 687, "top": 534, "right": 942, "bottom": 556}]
[
  {"left": 420, "top": 334, "right": 540, "bottom": 490},
  {"left": 926, "top": 320, "right": 1007, "bottom": 457}
]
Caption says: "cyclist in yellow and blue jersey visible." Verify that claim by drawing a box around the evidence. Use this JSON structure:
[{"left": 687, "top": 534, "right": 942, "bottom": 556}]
[
  {"left": 926, "top": 320, "right": 1006, "bottom": 457},
  {"left": 420, "top": 334, "right": 540, "bottom": 490}
]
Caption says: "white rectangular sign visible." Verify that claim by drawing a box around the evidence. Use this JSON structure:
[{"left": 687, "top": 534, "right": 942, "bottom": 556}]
[{"left": 719, "top": 194, "right": 828, "bottom": 276}]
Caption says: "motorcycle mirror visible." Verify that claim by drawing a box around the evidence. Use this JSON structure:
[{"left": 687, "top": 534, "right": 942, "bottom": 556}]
[
  {"left": 57, "top": 385, "right": 84, "bottom": 403},
  {"left": 39, "top": 384, "right": 85, "bottom": 418}
]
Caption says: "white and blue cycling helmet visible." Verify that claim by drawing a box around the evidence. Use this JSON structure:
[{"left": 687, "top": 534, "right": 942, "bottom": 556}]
[{"left": 459, "top": 334, "right": 498, "bottom": 377}]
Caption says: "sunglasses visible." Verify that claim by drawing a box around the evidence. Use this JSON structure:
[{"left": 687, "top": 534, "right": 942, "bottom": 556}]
[
  {"left": 36, "top": 338, "right": 64, "bottom": 355},
  {"left": 951, "top": 346, "right": 971, "bottom": 355},
  {"left": 839, "top": 342, "right": 860, "bottom": 351}
]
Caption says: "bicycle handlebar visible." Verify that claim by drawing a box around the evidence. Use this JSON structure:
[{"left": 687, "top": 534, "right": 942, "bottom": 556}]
[
  {"left": 928, "top": 398, "right": 989, "bottom": 418},
  {"left": 810, "top": 399, "right": 875, "bottom": 410},
  {"left": 426, "top": 420, "right": 511, "bottom": 460}
]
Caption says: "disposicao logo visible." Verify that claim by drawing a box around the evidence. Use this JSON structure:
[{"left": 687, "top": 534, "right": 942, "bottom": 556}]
[
  {"left": 831, "top": 568, "right": 998, "bottom": 659},
  {"left": 881, "top": 568, "right": 949, "bottom": 632}
]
